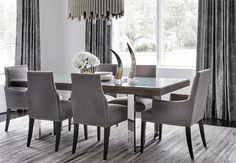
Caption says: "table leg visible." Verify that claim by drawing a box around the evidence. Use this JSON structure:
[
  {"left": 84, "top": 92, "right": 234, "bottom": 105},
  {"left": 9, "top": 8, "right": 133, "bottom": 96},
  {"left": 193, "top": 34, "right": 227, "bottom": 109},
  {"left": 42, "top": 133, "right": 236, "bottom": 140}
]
[
  {"left": 127, "top": 94, "right": 135, "bottom": 153},
  {"left": 34, "top": 120, "right": 42, "bottom": 140}
]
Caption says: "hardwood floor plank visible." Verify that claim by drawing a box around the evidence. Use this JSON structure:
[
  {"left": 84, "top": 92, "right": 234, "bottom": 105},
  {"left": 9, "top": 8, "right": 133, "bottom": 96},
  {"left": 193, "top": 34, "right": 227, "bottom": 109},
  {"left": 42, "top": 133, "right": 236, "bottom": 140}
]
[{"left": 0, "top": 116, "right": 236, "bottom": 162}]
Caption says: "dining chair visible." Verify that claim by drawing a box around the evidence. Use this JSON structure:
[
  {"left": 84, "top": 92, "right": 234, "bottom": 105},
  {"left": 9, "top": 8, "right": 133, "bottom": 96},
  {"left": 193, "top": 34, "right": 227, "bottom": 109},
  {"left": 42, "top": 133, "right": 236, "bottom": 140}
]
[
  {"left": 140, "top": 69, "right": 211, "bottom": 159},
  {"left": 108, "top": 65, "right": 161, "bottom": 147},
  {"left": 26, "top": 71, "right": 87, "bottom": 152},
  {"left": 4, "top": 65, "right": 28, "bottom": 132},
  {"left": 71, "top": 73, "right": 127, "bottom": 160},
  {"left": 95, "top": 63, "right": 118, "bottom": 102},
  {"left": 95, "top": 64, "right": 118, "bottom": 76}
]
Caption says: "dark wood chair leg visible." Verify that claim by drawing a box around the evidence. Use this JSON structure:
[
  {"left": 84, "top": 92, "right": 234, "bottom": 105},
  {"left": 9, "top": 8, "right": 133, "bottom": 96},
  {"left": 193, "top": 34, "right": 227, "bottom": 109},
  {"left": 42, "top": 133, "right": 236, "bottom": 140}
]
[
  {"left": 84, "top": 125, "right": 88, "bottom": 140},
  {"left": 53, "top": 122, "right": 56, "bottom": 135},
  {"left": 97, "top": 127, "right": 101, "bottom": 141},
  {"left": 140, "top": 121, "right": 146, "bottom": 153},
  {"left": 153, "top": 123, "right": 158, "bottom": 140},
  {"left": 159, "top": 124, "right": 163, "bottom": 141},
  {"left": 55, "top": 122, "right": 62, "bottom": 152},
  {"left": 72, "top": 123, "right": 79, "bottom": 154},
  {"left": 185, "top": 127, "right": 194, "bottom": 160},
  {"left": 199, "top": 119, "right": 207, "bottom": 148},
  {"left": 103, "top": 127, "right": 110, "bottom": 160},
  {"left": 5, "top": 109, "right": 11, "bottom": 132},
  {"left": 27, "top": 118, "right": 35, "bottom": 147},
  {"left": 68, "top": 118, "right": 72, "bottom": 131}
]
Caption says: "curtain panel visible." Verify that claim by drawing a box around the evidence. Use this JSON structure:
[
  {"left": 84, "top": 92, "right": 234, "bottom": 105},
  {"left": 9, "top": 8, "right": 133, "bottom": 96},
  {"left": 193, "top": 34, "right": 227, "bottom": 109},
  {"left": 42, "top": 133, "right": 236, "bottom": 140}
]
[
  {"left": 85, "top": 20, "right": 112, "bottom": 64},
  {"left": 15, "top": 0, "right": 41, "bottom": 71},
  {"left": 197, "top": 0, "right": 236, "bottom": 121}
]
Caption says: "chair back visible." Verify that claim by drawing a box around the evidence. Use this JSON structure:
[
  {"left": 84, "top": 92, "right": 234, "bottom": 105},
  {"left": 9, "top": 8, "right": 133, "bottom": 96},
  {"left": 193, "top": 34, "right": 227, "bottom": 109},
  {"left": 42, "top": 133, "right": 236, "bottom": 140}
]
[
  {"left": 95, "top": 64, "right": 118, "bottom": 76},
  {"left": 5, "top": 65, "right": 28, "bottom": 87},
  {"left": 136, "top": 65, "right": 156, "bottom": 77},
  {"left": 189, "top": 69, "right": 211, "bottom": 124},
  {"left": 27, "top": 71, "right": 61, "bottom": 121},
  {"left": 71, "top": 74, "right": 108, "bottom": 126}
]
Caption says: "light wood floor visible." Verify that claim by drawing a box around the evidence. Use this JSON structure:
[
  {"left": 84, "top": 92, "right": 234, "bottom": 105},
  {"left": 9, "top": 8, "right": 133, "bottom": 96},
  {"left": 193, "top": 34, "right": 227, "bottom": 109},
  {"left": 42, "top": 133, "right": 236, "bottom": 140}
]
[{"left": 0, "top": 116, "right": 236, "bottom": 163}]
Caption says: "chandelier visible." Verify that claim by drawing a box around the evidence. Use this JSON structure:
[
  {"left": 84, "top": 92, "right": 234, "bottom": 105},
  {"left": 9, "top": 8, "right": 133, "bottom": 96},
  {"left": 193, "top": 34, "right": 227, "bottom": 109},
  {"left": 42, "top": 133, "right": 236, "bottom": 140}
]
[{"left": 67, "top": 0, "right": 124, "bottom": 23}]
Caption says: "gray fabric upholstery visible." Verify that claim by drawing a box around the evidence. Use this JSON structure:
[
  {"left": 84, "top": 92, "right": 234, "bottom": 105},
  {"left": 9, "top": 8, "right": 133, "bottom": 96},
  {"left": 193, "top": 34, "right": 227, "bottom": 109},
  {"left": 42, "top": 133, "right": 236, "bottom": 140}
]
[
  {"left": 15, "top": 0, "right": 41, "bottom": 71},
  {"left": 136, "top": 65, "right": 156, "bottom": 77},
  {"left": 71, "top": 74, "right": 127, "bottom": 127},
  {"left": 109, "top": 65, "right": 156, "bottom": 112},
  {"left": 109, "top": 96, "right": 152, "bottom": 112},
  {"left": 197, "top": 0, "right": 236, "bottom": 121},
  {"left": 142, "top": 69, "right": 211, "bottom": 127},
  {"left": 95, "top": 64, "right": 118, "bottom": 76},
  {"left": 95, "top": 63, "right": 118, "bottom": 99},
  {"left": 27, "top": 72, "right": 72, "bottom": 121},
  {"left": 4, "top": 65, "right": 28, "bottom": 110}
]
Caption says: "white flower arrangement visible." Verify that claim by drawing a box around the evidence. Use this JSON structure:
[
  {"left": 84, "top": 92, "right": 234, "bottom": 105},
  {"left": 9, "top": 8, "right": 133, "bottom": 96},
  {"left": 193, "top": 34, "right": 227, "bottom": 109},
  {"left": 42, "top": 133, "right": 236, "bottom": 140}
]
[{"left": 73, "top": 51, "right": 100, "bottom": 73}]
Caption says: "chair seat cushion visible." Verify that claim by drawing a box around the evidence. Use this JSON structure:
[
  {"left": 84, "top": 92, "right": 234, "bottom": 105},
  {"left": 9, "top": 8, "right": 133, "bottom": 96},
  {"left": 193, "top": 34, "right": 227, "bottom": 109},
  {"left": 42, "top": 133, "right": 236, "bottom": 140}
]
[
  {"left": 106, "top": 104, "right": 127, "bottom": 127},
  {"left": 60, "top": 100, "right": 73, "bottom": 120},
  {"left": 108, "top": 96, "right": 153, "bottom": 112},
  {"left": 141, "top": 109, "right": 153, "bottom": 122}
]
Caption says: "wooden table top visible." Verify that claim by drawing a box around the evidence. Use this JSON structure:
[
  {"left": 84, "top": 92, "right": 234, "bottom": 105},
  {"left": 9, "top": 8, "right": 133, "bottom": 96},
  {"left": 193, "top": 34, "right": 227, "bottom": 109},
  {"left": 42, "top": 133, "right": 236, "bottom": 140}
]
[{"left": 10, "top": 73, "right": 190, "bottom": 97}]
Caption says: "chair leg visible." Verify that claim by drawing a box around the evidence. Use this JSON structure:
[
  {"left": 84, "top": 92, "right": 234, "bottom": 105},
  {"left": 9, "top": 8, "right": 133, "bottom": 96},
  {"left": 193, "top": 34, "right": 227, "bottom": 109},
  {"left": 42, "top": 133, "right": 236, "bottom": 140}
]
[
  {"left": 199, "top": 119, "right": 207, "bottom": 148},
  {"left": 159, "top": 124, "right": 163, "bottom": 141},
  {"left": 153, "top": 123, "right": 158, "bottom": 140},
  {"left": 97, "top": 127, "right": 101, "bottom": 141},
  {"left": 5, "top": 109, "right": 11, "bottom": 132},
  {"left": 103, "top": 127, "right": 110, "bottom": 160},
  {"left": 72, "top": 123, "right": 79, "bottom": 154},
  {"left": 68, "top": 118, "right": 72, "bottom": 131},
  {"left": 84, "top": 125, "right": 88, "bottom": 140},
  {"left": 53, "top": 122, "right": 56, "bottom": 135},
  {"left": 55, "top": 122, "right": 62, "bottom": 152},
  {"left": 185, "top": 127, "right": 194, "bottom": 160},
  {"left": 27, "top": 118, "right": 34, "bottom": 147},
  {"left": 140, "top": 121, "right": 146, "bottom": 153}
]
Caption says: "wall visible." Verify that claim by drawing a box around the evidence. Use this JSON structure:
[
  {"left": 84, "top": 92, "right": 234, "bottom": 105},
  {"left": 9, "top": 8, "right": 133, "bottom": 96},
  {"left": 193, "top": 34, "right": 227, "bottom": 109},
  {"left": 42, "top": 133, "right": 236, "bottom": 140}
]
[
  {"left": 40, "top": 0, "right": 85, "bottom": 73},
  {"left": 0, "top": 0, "right": 85, "bottom": 113}
]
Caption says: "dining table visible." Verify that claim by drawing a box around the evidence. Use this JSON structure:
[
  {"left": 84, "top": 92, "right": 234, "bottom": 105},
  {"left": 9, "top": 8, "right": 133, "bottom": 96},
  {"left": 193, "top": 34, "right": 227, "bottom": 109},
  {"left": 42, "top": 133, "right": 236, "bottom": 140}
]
[{"left": 10, "top": 73, "right": 190, "bottom": 154}]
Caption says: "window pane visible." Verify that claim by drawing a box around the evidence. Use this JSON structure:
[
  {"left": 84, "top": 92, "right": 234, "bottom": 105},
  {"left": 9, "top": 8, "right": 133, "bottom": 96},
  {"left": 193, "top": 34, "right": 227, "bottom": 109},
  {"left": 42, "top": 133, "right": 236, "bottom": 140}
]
[
  {"left": 116, "top": 0, "right": 157, "bottom": 66},
  {"left": 0, "top": 0, "right": 16, "bottom": 74},
  {"left": 163, "top": 0, "right": 198, "bottom": 67}
]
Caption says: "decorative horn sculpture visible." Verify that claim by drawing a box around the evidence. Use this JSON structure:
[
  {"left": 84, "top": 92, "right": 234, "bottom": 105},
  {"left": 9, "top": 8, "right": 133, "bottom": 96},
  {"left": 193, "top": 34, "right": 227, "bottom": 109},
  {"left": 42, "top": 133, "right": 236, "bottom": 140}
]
[
  {"left": 110, "top": 49, "right": 123, "bottom": 80},
  {"left": 127, "top": 43, "right": 136, "bottom": 79}
]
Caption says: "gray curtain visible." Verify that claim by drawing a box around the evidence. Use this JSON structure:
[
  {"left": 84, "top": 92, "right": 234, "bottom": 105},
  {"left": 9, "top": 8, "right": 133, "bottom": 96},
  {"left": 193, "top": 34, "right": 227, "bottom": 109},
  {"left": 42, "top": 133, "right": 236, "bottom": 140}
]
[
  {"left": 197, "top": 0, "right": 236, "bottom": 121},
  {"left": 85, "top": 20, "right": 112, "bottom": 64},
  {"left": 15, "top": 0, "right": 41, "bottom": 71}
]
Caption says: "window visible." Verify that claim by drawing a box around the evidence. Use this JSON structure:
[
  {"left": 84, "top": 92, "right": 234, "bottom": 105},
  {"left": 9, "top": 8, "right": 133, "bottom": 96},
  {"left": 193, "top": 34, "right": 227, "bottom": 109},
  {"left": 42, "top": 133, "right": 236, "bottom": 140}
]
[
  {"left": 0, "top": 0, "right": 16, "bottom": 81},
  {"left": 114, "top": 0, "right": 198, "bottom": 67}
]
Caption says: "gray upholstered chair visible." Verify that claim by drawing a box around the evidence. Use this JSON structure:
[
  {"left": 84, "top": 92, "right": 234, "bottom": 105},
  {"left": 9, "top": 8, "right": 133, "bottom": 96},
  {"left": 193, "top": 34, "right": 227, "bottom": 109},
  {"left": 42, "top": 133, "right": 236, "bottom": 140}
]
[
  {"left": 140, "top": 69, "right": 211, "bottom": 160},
  {"left": 109, "top": 65, "right": 156, "bottom": 112},
  {"left": 109, "top": 65, "right": 160, "bottom": 142},
  {"left": 4, "top": 65, "right": 28, "bottom": 132},
  {"left": 95, "top": 63, "right": 118, "bottom": 102},
  {"left": 95, "top": 64, "right": 118, "bottom": 76},
  {"left": 71, "top": 74, "right": 127, "bottom": 160},
  {"left": 26, "top": 71, "right": 87, "bottom": 152}
]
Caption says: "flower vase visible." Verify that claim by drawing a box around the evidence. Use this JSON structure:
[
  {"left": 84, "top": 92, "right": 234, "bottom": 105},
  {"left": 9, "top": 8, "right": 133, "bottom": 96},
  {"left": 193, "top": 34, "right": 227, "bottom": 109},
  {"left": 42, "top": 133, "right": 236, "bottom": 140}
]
[{"left": 80, "top": 68, "right": 92, "bottom": 74}]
